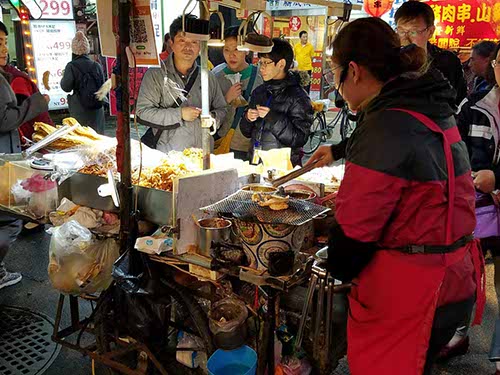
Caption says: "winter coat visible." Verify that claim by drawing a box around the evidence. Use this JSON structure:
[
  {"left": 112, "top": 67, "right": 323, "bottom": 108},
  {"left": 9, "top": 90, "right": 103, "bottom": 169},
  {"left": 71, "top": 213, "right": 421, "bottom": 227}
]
[
  {"left": 457, "top": 87, "right": 500, "bottom": 185},
  {"left": 428, "top": 42, "right": 467, "bottom": 106},
  {"left": 135, "top": 53, "right": 228, "bottom": 153},
  {"left": 60, "top": 55, "right": 105, "bottom": 133},
  {"left": 3, "top": 64, "right": 53, "bottom": 143},
  {"left": 330, "top": 69, "right": 482, "bottom": 374},
  {"left": 0, "top": 73, "right": 48, "bottom": 154},
  {"left": 240, "top": 71, "right": 313, "bottom": 166}
]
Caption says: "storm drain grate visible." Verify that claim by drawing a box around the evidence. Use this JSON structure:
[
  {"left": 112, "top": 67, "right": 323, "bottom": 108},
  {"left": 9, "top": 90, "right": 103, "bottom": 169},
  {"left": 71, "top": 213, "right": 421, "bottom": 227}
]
[{"left": 0, "top": 305, "right": 60, "bottom": 375}]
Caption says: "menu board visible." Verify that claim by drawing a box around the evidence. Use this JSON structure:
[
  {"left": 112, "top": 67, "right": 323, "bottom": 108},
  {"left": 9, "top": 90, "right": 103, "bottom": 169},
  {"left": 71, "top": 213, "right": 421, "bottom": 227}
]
[{"left": 30, "top": 20, "right": 76, "bottom": 110}]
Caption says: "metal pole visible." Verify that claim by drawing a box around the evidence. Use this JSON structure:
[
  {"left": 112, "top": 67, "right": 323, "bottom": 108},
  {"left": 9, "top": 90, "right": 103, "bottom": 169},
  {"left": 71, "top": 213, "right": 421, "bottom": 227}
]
[
  {"left": 199, "top": 0, "right": 211, "bottom": 170},
  {"left": 118, "top": 0, "right": 132, "bottom": 251}
]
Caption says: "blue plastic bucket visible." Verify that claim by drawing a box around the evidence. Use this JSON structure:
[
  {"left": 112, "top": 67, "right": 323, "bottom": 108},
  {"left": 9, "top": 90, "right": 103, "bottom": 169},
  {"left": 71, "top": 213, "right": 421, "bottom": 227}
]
[{"left": 207, "top": 345, "right": 257, "bottom": 375}]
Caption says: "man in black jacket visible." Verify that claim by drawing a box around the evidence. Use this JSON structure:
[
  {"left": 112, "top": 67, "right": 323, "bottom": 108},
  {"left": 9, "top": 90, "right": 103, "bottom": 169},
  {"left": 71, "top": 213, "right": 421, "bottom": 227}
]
[
  {"left": 395, "top": 1, "right": 467, "bottom": 106},
  {"left": 240, "top": 38, "right": 313, "bottom": 166}
]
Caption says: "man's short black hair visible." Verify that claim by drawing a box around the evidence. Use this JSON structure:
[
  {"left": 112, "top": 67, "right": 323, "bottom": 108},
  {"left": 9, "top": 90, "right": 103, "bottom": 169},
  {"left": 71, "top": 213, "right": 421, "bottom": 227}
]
[
  {"left": 299, "top": 31, "right": 307, "bottom": 38},
  {"left": 472, "top": 41, "right": 497, "bottom": 58},
  {"left": 0, "top": 21, "right": 8, "bottom": 36},
  {"left": 169, "top": 15, "right": 197, "bottom": 40},
  {"left": 258, "top": 38, "right": 294, "bottom": 72},
  {"left": 395, "top": 1, "right": 434, "bottom": 27}
]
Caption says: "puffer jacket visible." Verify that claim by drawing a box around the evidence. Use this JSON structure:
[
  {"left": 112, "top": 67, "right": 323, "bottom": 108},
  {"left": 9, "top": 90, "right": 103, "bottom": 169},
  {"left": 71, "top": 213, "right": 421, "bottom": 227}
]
[
  {"left": 0, "top": 73, "right": 48, "bottom": 154},
  {"left": 457, "top": 87, "right": 500, "bottom": 187},
  {"left": 240, "top": 71, "right": 313, "bottom": 166}
]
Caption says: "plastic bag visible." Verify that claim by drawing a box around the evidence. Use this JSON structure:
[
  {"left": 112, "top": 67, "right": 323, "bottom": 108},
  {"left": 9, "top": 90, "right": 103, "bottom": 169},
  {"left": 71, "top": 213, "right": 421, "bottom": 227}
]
[
  {"left": 226, "top": 73, "right": 248, "bottom": 107},
  {"left": 47, "top": 220, "right": 120, "bottom": 295},
  {"left": 208, "top": 297, "right": 248, "bottom": 334}
]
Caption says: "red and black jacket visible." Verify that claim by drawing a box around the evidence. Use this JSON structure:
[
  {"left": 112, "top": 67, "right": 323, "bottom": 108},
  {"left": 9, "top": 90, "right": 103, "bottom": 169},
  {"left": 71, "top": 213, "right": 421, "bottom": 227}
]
[{"left": 328, "top": 69, "right": 476, "bottom": 281}]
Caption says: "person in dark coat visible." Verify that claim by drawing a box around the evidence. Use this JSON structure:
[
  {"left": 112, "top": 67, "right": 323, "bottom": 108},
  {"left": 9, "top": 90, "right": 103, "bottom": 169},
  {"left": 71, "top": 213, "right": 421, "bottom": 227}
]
[
  {"left": 61, "top": 31, "right": 105, "bottom": 133},
  {"left": 395, "top": 1, "right": 467, "bottom": 106},
  {"left": 306, "top": 18, "right": 482, "bottom": 375},
  {"left": 0, "top": 21, "right": 53, "bottom": 147},
  {"left": 240, "top": 38, "right": 313, "bottom": 166},
  {"left": 0, "top": 68, "right": 49, "bottom": 289}
]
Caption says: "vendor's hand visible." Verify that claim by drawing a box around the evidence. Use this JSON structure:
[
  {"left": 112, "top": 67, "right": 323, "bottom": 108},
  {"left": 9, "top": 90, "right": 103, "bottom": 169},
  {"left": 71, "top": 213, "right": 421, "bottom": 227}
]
[
  {"left": 256, "top": 105, "right": 270, "bottom": 118},
  {"left": 246, "top": 109, "right": 259, "bottom": 122},
  {"left": 305, "top": 145, "right": 334, "bottom": 168},
  {"left": 225, "top": 83, "right": 242, "bottom": 104},
  {"left": 43, "top": 94, "right": 50, "bottom": 103},
  {"left": 473, "top": 170, "right": 496, "bottom": 193},
  {"left": 181, "top": 106, "right": 202, "bottom": 122}
]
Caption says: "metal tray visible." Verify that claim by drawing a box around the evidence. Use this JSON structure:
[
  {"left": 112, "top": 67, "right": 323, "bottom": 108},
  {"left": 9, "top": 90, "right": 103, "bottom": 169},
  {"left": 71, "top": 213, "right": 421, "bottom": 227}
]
[{"left": 58, "top": 173, "right": 174, "bottom": 225}]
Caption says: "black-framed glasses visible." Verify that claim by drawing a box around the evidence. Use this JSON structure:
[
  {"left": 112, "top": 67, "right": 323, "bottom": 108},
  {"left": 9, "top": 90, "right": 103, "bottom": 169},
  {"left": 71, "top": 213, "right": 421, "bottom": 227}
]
[{"left": 395, "top": 27, "right": 430, "bottom": 38}]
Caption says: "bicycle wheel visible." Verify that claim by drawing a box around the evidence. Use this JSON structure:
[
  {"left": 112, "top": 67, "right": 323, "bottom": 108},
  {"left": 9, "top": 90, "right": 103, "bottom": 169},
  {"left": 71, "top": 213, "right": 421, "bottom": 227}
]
[{"left": 303, "top": 113, "right": 326, "bottom": 154}]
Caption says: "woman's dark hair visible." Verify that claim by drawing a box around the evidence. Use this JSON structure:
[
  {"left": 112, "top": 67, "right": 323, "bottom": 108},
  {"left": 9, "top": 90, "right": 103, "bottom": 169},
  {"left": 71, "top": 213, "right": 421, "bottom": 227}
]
[
  {"left": 258, "top": 38, "right": 294, "bottom": 72},
  {"left": 485, "top": 42, "right": 500, "bottom": 86},
  {"left": 332, "top": 17, "right": 427, "bottom": 83},
  {"left": 0, "top": 21, "right": 8, "bottom": 36}
]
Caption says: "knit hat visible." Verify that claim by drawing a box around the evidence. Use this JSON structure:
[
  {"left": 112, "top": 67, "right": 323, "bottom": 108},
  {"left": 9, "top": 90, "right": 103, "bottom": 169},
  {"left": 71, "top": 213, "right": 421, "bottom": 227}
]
[{"left": 72, "top": 31, "right": 90, "bottom": 55}]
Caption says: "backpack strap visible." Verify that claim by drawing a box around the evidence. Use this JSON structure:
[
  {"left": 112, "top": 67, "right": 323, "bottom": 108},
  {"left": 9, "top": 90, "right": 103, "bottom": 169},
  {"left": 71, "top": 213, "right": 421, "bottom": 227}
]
[{"left": 139, "top": 66, "right": 200, "bottom": 147}]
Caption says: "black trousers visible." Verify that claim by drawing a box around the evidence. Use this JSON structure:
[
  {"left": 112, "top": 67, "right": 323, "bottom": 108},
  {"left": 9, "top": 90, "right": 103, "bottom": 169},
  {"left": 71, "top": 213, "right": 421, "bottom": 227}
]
[
  {"left": 304, "top": 70, "right": 312, "bottom": 94},
  {"left": 423, "top": 296, "right": 475, "bottom": 374}
]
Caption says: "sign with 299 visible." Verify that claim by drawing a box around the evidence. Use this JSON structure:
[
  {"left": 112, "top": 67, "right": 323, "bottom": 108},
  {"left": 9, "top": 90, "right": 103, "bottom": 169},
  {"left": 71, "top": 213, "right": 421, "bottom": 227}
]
[{"left": 39, "top": 0, "right": 73, "bottom": 20}]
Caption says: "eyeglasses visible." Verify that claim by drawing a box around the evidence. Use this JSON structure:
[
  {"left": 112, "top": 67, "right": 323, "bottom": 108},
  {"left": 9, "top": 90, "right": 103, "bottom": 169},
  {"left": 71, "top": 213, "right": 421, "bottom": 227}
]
[
  {"left": 259, "top": 60, "right": 275, "bottom": 68},
  {"left": 492, "top": 60, "right": 499, "bottom": 69},
  {"left": 395, "top": 27, "right": 429, "bottom": 38}
]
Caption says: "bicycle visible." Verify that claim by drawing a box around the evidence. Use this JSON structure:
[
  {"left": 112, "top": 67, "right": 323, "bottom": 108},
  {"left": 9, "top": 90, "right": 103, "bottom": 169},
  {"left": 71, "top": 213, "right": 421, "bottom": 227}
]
[{"left": 303, "top": 101, "right": 356, "bottom": 154}]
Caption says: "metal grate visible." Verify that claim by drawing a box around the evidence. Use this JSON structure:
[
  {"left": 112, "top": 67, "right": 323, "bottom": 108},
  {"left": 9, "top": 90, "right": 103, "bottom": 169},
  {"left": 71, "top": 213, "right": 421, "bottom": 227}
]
[
  {"left": 0, "top": 306, "right": 61, "bottom": 375},
  {"left": 200, "top": 190, "right": 330, "bottom": 226}
]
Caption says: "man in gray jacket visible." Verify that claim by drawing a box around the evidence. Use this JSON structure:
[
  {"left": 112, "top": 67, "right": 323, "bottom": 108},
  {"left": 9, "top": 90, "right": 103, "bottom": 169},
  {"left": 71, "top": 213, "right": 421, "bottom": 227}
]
[
  {"left": 0, "top": 70, "right": 49, "bottom": 289},
  {"left": 136, "top": 15, "right": 227, "bottom": 153}
]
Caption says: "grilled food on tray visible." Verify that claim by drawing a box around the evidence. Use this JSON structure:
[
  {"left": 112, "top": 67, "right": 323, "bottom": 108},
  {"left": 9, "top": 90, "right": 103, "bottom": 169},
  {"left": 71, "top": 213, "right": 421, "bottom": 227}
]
[
  {"left": 252, "top": 193, "right": 289, "bottom": 211},
  {"left": 32, "top": 119, "right": 106, "bottom": 149}
]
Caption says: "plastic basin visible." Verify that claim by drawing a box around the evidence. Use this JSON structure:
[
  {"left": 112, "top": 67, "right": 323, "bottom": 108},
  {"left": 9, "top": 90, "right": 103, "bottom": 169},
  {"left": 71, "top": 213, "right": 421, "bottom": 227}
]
[{"left": 207, "top": 346, "right": 257, "bottom": 375}]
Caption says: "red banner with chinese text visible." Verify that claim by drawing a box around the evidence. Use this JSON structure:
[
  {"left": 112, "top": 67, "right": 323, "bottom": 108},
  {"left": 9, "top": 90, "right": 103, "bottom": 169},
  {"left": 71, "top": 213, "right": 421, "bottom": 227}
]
[
  {"left": 426, "top": 0, "right": 497, "bottom": 49},
  {"left": 311, "top": 51, "right": 322, "bottom": 92}
]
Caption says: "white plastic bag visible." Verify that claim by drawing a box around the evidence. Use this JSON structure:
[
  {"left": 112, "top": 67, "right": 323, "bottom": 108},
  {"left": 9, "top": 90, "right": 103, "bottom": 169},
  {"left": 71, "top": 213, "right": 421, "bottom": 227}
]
[
  {"left": 225, "top": 73, "right": 248, "bottom": 107},
  {"left": 47, "top": 220, "right": 120, "bottom": 295}
]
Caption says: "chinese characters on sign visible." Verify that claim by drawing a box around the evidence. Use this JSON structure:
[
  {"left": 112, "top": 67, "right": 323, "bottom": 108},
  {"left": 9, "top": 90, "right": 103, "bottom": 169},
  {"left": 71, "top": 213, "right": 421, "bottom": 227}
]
[
  {"left": 29, "top": 20, "right": 76, "bottom": 110},
  {"left": 427, "top": 0, "right": 497, "bottom": 49}
]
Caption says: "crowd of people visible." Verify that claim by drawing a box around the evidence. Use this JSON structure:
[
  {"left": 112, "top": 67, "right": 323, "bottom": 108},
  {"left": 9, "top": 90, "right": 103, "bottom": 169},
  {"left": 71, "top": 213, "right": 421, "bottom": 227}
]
[{"left": 1, "top": 2, "right": 500, "bottom": 373}]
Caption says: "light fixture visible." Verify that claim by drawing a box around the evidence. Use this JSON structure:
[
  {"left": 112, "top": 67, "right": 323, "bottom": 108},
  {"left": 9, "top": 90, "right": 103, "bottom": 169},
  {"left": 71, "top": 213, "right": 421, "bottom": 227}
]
[
  {"left": 237, "top": 11, "right": 273, "bottom": 53},
  {"left": 207, "top": 10, "right": 225, "bottom": 47},
  {"left": 181, "top": 0, "right": 210, "bottom": 41}
]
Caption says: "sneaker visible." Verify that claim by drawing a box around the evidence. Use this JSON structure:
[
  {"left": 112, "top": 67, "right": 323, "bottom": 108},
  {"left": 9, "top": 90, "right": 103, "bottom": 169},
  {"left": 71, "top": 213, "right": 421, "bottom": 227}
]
[
  {"left": 0, "top": 272, "right": 22, "bottom": 289},
  {"left": 436, "top": 336, "right": 469, "bottom": 362}
]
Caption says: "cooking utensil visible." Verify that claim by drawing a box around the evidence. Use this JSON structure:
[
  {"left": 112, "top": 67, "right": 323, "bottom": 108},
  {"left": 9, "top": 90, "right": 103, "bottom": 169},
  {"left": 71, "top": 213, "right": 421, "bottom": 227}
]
[
  {"left": 197, "top": 218, "right": 232, "bottom": 257},
  {"left": 265, "top": 159, "right": 320, "bottom": 188},
  {"left": 23, "top": 123, "right": 79, "bottom": 158},
  {"left": 201, "top": 190, "right": 330, "bottom": 226}
]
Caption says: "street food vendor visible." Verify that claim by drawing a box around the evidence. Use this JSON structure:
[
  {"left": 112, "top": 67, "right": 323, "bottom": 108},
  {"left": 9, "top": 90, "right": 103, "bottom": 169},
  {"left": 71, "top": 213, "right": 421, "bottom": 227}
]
[{"left": 306, "top": 18, "right": 484, "bottom": 375}]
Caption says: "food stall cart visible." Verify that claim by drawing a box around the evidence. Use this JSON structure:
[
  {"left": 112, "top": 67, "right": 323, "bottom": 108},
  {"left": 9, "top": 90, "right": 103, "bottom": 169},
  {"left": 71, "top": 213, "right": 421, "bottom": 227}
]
[{"left": 0, "top": 0, "right": 351, "bottom": 374}]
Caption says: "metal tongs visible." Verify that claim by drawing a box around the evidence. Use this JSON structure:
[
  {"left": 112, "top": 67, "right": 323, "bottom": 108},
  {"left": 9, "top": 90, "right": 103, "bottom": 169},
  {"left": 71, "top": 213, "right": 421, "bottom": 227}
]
[
  {"left": 23, "top": 123, "right": 79, "bottom": 158},
  {"left": 264, "top": 159, "right": 320, "bottom": 188}
]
